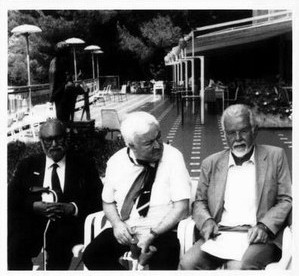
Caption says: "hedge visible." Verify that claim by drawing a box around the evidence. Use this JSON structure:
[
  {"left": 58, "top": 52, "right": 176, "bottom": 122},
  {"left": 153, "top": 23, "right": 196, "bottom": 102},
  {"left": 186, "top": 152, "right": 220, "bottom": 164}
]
[{"left": 7, "top": 127, "right": 126, "bottom": 184}]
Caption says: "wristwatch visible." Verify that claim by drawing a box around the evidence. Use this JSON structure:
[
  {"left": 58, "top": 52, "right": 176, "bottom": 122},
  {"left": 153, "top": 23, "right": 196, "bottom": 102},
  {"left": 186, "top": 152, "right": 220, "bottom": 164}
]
[
  {"left": 257, "top": 222, "right": 273, "bottom": 238},
  {"left": 150, "top": 228, "right": 159, "bottom": 238}
]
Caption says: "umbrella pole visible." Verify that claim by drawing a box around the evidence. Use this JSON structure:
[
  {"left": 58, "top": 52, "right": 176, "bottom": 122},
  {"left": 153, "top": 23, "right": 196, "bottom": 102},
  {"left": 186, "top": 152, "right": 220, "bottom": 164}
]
[
  {"left": 25, "top": 34, "right": 32, "bottom": 113},
  {"left": 92, "top": 53, "right": 95, "bottom": 80},
  {"left": 73, "top": 47, "right": 77, "bottom": 81}
]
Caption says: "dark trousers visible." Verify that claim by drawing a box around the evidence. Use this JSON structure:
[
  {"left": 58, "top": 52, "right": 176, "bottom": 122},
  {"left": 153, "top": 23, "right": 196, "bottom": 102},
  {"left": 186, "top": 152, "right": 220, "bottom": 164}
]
[
  {"left": 8, "top": 221, "right": 78, "bottom": 270},
  {"left": 83, "top": 228, "right": 180, "bottom": 270},
  {"left": 55, "top": 99, "right": 70, "bottom": 122},
  {"left": 54, "top": 87, "right": 78, "bottom": 122}
]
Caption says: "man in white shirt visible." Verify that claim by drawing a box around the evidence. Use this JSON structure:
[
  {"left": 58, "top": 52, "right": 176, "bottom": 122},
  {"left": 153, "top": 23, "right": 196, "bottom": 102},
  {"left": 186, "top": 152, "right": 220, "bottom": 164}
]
[
  {"left": 179, "top": 104, "right": 292, "bottom": 270},
  {"left": 8, "top": 118, "right": 102, "bottom": 270},
  {"left": 83, "top": 111, "right": 191, "bottom": 270}
]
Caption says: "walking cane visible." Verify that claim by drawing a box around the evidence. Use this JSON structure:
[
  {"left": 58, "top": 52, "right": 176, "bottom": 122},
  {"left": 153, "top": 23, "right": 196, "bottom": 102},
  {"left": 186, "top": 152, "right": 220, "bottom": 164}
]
[
  {"left": 119, "top": 233, "right": 157, "bottom": 270},
  {"left": 30, "top": 187, "right": 58, "bottom": 270}
]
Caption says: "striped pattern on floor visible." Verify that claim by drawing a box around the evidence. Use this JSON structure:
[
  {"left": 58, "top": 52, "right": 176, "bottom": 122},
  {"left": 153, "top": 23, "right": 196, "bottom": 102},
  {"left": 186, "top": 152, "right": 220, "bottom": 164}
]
[{"left": 277, "top": 133, "right": 292, "bottom": 148}]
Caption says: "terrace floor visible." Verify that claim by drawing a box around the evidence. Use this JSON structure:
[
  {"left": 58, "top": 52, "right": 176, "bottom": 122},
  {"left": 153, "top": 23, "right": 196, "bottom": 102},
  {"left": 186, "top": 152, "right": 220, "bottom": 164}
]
[{"left": 10, "top": 93, "right": 292, "bottom": 270}]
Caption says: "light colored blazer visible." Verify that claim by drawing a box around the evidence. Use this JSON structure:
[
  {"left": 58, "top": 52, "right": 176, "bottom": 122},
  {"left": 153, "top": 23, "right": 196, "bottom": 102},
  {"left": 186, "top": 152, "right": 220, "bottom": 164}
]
[{"left": 193, "top": 144, "right": 292, "bottom": 248}]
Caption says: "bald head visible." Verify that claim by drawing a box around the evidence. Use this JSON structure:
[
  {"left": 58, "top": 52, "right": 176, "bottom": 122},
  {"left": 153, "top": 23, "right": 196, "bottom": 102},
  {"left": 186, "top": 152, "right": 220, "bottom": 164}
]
[{"left": 39, "top": 118, "right": 66, "bottom": 138}]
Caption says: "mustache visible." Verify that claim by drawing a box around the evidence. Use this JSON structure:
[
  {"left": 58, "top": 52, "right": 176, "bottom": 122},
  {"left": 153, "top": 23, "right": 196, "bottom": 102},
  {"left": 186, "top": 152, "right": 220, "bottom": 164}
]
[
  {"left": 233, "top": 142, "right": 246, "bottom": 147},
  {"left": 48, "top": 146, "right": 64, "bottom": 152}
]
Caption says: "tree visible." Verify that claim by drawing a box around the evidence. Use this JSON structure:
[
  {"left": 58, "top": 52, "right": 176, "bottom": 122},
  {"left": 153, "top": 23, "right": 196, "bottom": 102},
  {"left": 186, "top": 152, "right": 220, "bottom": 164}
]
[
  {"left": 8, "top": 10, "right": 76, "bottom": 85},
  {"left": 117, "top": 14, "right": 182, "bottom": 80}
]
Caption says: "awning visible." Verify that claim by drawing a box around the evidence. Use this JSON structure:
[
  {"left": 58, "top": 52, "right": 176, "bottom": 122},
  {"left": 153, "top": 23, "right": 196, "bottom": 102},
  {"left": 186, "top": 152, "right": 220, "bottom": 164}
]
[{"left": 187, "top": 16, "right": 292, "bottom": 54}]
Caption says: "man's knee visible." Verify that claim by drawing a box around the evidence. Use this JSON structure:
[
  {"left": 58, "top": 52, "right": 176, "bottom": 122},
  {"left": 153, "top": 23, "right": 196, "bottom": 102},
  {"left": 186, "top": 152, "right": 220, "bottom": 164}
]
[
  {"left": 82, "top": 239, "right": 103, "bottom": 269},
  {"left": 240, "top": 261, "right": 261, "bottom": 270},
  {"left": 226, "top": 260, "right": 242, "bottom": 270},
  {"left": 179, "top": 253, "right": 208, "bottom": 270},
  {"left": 179, "top": 255, "right": 196, "bottom": 270}
]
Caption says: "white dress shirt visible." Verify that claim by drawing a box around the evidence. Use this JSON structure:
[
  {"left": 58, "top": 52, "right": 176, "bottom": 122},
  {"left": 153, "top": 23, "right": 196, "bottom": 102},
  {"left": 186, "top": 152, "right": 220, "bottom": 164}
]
[
  {"left": 102, "top": 144, "right": 191, "bottom": 235},
  {"left": 219, "top": 151, "right": 257, "bottom": 227},
  {"left": 42, "top": 156, "right": 66, "bottom": 202},
  {"left": 42, "top": 156, "right": 78, "bottom": 215}
]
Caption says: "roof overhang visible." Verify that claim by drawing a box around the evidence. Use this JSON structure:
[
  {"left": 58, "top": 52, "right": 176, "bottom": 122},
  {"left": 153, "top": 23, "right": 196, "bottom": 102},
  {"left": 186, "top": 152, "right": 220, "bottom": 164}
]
[{"left": 187, "top": 17, "right": 292, "bottom": 55}]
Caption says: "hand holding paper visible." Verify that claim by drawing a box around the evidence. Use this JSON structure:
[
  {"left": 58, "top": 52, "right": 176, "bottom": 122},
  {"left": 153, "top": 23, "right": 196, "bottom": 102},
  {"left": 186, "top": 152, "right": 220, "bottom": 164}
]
[{"left": 200, "top": 219, "right": 219, "bottom": 241}]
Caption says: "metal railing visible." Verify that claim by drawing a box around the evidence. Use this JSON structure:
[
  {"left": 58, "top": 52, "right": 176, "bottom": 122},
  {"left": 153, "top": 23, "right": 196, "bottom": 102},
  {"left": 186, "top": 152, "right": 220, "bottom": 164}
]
[{"left": 7, "top": 79, "right": 99, "bottom": 116}]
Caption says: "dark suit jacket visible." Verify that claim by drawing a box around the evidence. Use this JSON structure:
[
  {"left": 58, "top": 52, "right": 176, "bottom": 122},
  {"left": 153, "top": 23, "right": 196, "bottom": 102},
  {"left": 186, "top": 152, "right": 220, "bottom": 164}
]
[
  {"left": 193, "top": 144, "right": 292, "bottom": 249},
  {"left": 8, "top": 152, "right": 103, "bottom": 257}
]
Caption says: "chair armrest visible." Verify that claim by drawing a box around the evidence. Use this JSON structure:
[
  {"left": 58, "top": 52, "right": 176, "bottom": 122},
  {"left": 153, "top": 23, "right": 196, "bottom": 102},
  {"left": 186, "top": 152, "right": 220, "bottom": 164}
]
[
  {"left": 265, "top": 226, "right": 292, "bottom": 270},
  {"left": 84, "top": 211, "right": 111, "bottom": 247},
  {"left": 177, "top": 217, "right": 196, "bottom": 258}
]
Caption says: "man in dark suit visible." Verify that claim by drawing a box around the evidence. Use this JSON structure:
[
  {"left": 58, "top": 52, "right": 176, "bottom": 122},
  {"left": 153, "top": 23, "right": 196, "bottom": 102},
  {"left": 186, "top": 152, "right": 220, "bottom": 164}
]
[
  {"left": 8, "top": 118, "right": 103, "bottom": 270},
  {"left": 179, "top": 104, "right": 292, "bottom": 270},
  {"left": 49, "top": 41, "right": 82, "bottom": 122}
]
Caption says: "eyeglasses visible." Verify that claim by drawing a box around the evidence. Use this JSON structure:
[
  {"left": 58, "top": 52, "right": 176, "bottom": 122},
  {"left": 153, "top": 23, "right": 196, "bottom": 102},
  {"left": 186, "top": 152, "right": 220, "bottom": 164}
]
[
  {"left": 143, "top": 131, "right": 162, "bottom": 148},
  {"left": 41, "top": 135, "right": 65, "bottom": 146},
  {"left": 225, "top": 127, "right": 252, "bottom": 138}
]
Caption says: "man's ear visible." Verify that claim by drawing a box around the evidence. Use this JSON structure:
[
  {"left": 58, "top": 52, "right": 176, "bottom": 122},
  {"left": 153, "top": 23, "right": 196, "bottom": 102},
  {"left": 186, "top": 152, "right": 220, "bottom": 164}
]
[{"left": 128, "top": 143, "right": 135, "bottom": 149}]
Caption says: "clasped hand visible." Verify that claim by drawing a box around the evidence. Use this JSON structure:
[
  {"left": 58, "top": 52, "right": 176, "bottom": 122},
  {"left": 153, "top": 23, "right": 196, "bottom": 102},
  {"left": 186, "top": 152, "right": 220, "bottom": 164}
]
[
  {"left": 33, "top": 201, "right": 75, "bottom": 220},
  {"left": 200, "top": 219, "right": 219, "bottom": 241},
  {"left": 113, "top": 222, "right": 155, "bottom": 254}
]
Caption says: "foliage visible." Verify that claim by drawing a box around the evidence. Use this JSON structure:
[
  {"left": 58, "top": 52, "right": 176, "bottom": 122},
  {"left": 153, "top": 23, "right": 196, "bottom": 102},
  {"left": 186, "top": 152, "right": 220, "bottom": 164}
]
[
  {"left": 8, "top": 10, "right": 75, "bottom": 85},
  {"left": 140, "top": 15, "right": 182, "bottom": 48},
  {"left": 7, "top": 140, "right": 43, "bottom": 183},
  {"left": 117, "top": 14, "right": 182, "bottom": 80}
]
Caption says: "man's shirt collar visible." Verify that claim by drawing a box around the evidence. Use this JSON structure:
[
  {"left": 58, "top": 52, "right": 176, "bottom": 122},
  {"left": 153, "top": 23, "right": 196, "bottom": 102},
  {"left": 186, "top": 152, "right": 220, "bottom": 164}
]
[
  {"left": 46, "top": 155, "right": 66, "bottom": 169},
  {"left": 228, "top": 147, "right": 255, "bottom": 167},
  {"left": 126, "top": 147, "right": 157, "bottom": 167}
]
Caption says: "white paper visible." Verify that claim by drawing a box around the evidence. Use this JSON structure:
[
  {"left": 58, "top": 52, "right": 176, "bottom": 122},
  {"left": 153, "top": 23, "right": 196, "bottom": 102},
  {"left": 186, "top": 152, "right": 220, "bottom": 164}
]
[{"left": 201, "top": 231, "right": 249, "bottom": 261}]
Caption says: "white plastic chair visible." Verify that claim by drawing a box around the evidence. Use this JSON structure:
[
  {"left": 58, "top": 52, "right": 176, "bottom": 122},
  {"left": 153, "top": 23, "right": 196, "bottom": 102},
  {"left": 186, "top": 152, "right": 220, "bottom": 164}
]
[
  {"left": 116, "top": 84, "right": 128, "bottom": 101},
  {"left": 177, "top": 217, "right": 292, "bottom": 270},
  {"left": 265, "top": 226, "right": 292, "bottom": 270},
  {"left": 91, "top": 86, "right": 107, "bottom": 106},
  {"left": 82, "top": 178, "right": 198, "bottom": 269},
  {"left": 153, "top": 81, "right": 165, "bottom": 99}
]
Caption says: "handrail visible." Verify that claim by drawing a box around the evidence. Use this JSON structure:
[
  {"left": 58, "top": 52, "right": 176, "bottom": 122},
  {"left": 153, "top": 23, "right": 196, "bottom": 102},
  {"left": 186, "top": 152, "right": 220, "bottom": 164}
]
[
  {"left": 195, "top": 10, "right": 291, "bottom": 34},
  {"left": 8, "top": 79, "right": 97, "bottom": 95},
  {"left": 8, "top": 84, "right": 50, "bottom": 94}
]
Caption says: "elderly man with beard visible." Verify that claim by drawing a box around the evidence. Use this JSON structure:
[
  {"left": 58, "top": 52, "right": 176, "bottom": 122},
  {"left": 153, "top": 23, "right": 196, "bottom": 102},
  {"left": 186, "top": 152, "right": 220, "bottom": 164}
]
[
  {"left": 83, "top": 111, "right": 191, "bottom": 270},
  {"left": 8, "top": 118, "right": 103, "bottom": 270},
  {"left": 179, "top": 104, "right": 292, "bottom": 270}
]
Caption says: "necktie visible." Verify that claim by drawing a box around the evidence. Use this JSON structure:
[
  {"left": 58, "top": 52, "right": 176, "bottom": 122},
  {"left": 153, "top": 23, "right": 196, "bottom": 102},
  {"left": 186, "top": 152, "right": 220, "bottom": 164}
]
[
  {"left": 120, "top": 149, "right": 159, "bottom": 220},
  {"left": 120, "top": 168, "right": 148, "bottom": 221},
  {"left": 51, "top": 163, "right": 63, "bottom": 202},
  {"left": 136, "top": 162, "right": 158, "bottom": 217}
]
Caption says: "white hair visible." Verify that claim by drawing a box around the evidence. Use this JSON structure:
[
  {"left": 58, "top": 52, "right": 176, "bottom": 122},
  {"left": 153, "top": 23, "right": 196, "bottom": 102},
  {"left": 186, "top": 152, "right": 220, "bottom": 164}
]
[
  {"left": 121, "top": 111, "right": 160, "bottom": 146},
  {"left": 221, "top": 104, "right": 256, "bottom": 131}
]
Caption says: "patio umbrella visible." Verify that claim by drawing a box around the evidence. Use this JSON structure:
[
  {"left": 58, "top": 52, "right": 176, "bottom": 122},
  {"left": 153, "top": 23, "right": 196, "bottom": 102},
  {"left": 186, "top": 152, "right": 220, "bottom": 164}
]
[
  {"left": 11, "top": 24, "right": 42, "bottom": 112},
  {"left": 65, "top": 37, "right": 85, "bottom": 81},
  {"left": 84, "top": 45, "right": 101, "bottom": 79}
]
